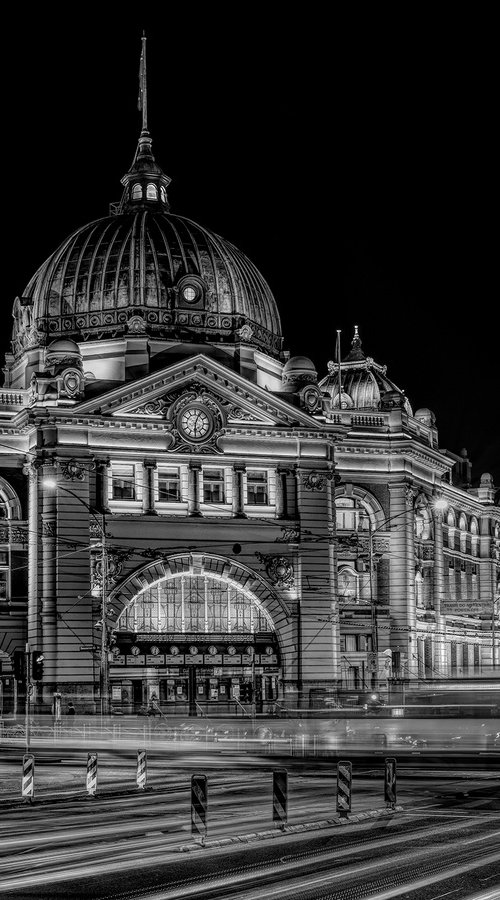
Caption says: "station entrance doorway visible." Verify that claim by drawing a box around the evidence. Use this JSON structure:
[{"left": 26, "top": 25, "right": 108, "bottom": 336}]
[{"left": 109, "top": 571, "right": 281, "bottom": 715}]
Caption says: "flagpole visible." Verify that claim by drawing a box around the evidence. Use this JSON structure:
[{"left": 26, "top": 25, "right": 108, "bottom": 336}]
[{"left": 336, "top": 330, "right": 342, "bottom": 409}]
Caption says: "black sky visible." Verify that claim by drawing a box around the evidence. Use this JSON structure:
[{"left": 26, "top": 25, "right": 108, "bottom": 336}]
[{"left": 4, "top": 11, "right": 499, "bottom": 483}]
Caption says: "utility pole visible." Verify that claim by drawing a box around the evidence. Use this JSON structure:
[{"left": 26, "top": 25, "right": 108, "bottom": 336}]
[
  {"left": 100, "top": 513, "right": 109, "bottom": 717},
  {"left": 24, "top": 642, "right": 31, "bottom": 756}
]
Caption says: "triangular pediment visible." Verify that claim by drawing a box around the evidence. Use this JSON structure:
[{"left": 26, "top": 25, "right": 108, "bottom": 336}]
[{"left": 75, "top": 355, "right": 319, "bottom": 428}]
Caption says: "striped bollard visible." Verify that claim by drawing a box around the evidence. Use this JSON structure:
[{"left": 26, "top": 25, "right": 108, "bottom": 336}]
[
  {"left": 336, "top": 760, "right": 352, "bottom": 818},
  {"left": 137, "top": 749, "right": 147, "bottom": 790},
  {"left": 86, "top": 752, "right": 98, "bottom": 797},
  {"left": 384, "top": 757, "right": 397, "bottom": 808},
  {"left": 272, "top": 768, "right": 288, "bottom": 829},
  {"left": 22, "top": 754, "right": 35, "bottom": 803},
  {"left": 191, "top": 774, "right": 208, "bottom": 843}
]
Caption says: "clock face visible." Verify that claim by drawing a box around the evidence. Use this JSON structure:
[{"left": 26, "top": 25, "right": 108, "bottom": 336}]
[{"left": 179, "top": 405, "right": 212, "bottom": 441}]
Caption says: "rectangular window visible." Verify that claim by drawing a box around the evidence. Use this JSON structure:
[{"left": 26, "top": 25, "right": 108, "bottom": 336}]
[
  {"left": 0, "top": 550, "right": 8, "bottom": 566},
  {"left": 112, "top": 464, "right": 136, "bottom": 500},
  {"left": 0, "top": 571, "right": 8, "bottom": 600},
  {"left": 203, "top": 468, "right": 225, "bottom": 504},
  {"left": 345, "top": 635, "right": 357, "bottom": 652},
  {"left": 158, "top": 468, "right": 181, "bottom": 502},
  {"left": 246, "top": 469, "right": 269, "bottom": 505}
]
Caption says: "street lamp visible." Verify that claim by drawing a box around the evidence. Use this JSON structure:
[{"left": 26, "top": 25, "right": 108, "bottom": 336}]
[{"left": 43, "top": 478, "right": 110, "bottom": 717}]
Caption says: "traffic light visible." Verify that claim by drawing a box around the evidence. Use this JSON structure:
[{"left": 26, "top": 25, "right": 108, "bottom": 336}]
[
  {"left": 240, "top": 682, "right": 253, "bottom": 703},
  {"left": 32, "top": 650, "right": 44, "bottom": 681}
]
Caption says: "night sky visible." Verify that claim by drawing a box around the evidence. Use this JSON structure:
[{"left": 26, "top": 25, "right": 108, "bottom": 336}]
[{"left": 4, "top": 12, "right": 499, "bottom": 484}]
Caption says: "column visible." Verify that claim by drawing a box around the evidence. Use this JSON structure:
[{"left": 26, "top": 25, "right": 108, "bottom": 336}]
[
  {"left": 432, "top": 506, "right": 446, "bottom": 674},
  {"left": 275, "top": 467, "right": 288, "bottom": 519},
  {"left": 40, "top": 460, "right": 57, "bottom": 705},
  {"left": 388, "top": 483, "right": 415, "bottom": 678},
  {"left": 142, "top": 460, "right": 157, "bottom": 515},
  {"left": 232, "top": 464, "right": 246, "bottom": 517},
  {"left": 188, "top": 463, "right": 202, "bottom": 516}
]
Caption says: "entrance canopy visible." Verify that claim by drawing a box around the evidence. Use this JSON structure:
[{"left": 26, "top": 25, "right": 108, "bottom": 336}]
[{"left": 116, "top": 572, "right": 274, "bottom": 635}]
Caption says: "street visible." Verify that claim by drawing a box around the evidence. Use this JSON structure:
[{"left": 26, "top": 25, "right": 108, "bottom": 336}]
[{"left": 0, "top": 752, "right": 498, "bottom": 899}]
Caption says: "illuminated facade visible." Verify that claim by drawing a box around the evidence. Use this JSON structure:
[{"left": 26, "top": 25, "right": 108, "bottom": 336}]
[{"left": 0, "top": 50, "right": 498, "bottom": 715}]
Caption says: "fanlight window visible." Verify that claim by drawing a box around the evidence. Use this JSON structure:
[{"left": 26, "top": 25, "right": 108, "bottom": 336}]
[
  {"left": 116, "top": 574, "right": 273, "bottom": 634},
  {"left": 146, "top": 183, "right": 158, "bottom": 200},
  {"left": 336, "top": 498, "right": 370, "bottom": 531},
  {"left": 132, "top": 183, "right": 142, "bottom": 200}
]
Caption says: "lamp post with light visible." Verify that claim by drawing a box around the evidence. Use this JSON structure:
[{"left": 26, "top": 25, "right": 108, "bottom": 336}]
[{"left": 43, "top": 479, "right": 110, "bottom": 717}]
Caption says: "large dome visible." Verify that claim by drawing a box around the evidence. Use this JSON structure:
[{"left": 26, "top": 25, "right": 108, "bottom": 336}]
[{"left": 17, "top": 209, "right": 282, "bottom": 357}]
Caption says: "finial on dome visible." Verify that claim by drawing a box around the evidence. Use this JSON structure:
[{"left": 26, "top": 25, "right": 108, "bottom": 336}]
[
  {"left": 344, "top": 324, "right": 366, "bottom": 362},
  {"left": 116, "top": 34, "right": 171, "bottom": 214}
]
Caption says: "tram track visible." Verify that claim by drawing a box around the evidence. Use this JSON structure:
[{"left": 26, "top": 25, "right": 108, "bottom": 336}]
[{"left": 0, "top": 805, "right": 498, "bottom": 897}]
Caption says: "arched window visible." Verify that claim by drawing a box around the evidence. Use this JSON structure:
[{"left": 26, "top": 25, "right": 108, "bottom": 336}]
[
  {"left": 335, "top": 498, "right": 370, "bottom": 531},
  {"left": 116, "top": 573, "right": 273, "bottom": 634},
  {"left": 446, "top": 509, "right": 456, "bottom": 527},
  {"left": 338, "top": 566, "right": 359, "bottom": 601},
  {"left": 160, "top": 186, "right": 167, "bottom": 204},
  {"left": 146, "top": 183, "right": 158, "bottom": 200},
  {"left": 414, "top": 507, "right": 431, "bottom": 540},
  {"left": 470, "top": 517, "right": 479, "bottom": 535},
  {"left": 132, "top": 183, "right": 142, "bottom": 200},
  {"left": 458, "top": 513, "right": 467, "bottom": 532}
]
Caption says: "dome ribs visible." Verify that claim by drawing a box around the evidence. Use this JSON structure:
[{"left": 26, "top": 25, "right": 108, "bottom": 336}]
[{"left": 20, "top": 209, "right": 282, "bottom": 355}]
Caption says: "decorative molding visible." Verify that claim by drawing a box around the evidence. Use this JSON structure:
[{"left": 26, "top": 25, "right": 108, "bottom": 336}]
[
  {"left": 255, "top": 552, "right": 295, "bottom": 589},
  {"left": 302, "top": 469, "right": 334, "bottom": 491}
]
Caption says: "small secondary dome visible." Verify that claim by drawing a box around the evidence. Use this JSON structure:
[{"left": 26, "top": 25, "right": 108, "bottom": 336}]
[
  {"left": 415, "top": 408, "right": 436, "bottom": 426},
  {"left": 320, "top": 326, "right": 413, "bottom": 415}
]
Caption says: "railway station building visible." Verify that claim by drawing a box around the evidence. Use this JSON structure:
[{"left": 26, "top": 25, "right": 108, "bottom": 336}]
[{"left": 0, "top": 57, "right": 498, "bottom": 716}]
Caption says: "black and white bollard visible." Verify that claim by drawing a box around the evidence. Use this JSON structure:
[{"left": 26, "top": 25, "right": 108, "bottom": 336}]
[
  {"left": 336, "top": 760, "right": 352, "bottom": 818},
  {"left": 272, "top": 768, "right": 288, "bottom": 829},
  {"left": 22, "top": 754, "right": 35, "bottom": 803},
  {"left": 86, "top": 752, "right": 98, "bottom": 797},
  {"left": 384, "top": 757, "right": 397, "bottom": 808},
  {"left": 137, "top": 749, "right": 147, "bottom": 790},
  {"left": 191, "top": 774, "right": 208, "bottom": 843}
]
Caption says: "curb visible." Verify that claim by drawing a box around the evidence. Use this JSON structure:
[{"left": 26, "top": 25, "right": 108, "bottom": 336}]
[{"left": 178, "top": 805, "right": 404, "bottom": 851}]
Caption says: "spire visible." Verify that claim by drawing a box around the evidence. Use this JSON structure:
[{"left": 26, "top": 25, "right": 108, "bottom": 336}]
[
  {"left": 138, "top": 31, "right": 148, "bottom": 133},
  {"left": 344, "top": 324, "right": 366, "bottom": 362},
  {"left": 116, "top": 34, "right": 171, "bottom": 214}
]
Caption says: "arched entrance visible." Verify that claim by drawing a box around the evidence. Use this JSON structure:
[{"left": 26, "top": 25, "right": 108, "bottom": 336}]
[{"left": 108, "top": 557, "right": 285, "bottom": 715}]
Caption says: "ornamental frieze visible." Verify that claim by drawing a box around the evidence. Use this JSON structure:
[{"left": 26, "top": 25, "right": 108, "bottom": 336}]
[{"left": 255, "top": 552, "right": 295, "bottom": 589}]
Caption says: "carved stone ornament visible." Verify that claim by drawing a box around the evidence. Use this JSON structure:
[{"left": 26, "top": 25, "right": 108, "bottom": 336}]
[
  {"left": 91, "top": 550, "right": 129, "bottom": 594},
  {"left": 275, "top": 525, "right": 301, "bottom": 544},
  {"left": 166, "top": 384, "right": 225, "bottom": 454},
  {"left": 235, "top": 323, "right": 254, "bottom": 341},
  {"left": 22, "top": 459, "right": 42, "bottom": 482},
  {"left": 302, "top": 469, "right": 334, "bottom": 491},
  {"left": 255, "top": 552, "right": 294, "bottom": 589},
  {"left": 405, "top": 485, "right": 417, "bottom": 508},
  {"left": 42, "top": 520, "right": 56, "bottom": 537},
  {"left": 127, "top": 315, "right": 147, "bottom": 334},
  {"left": 134, "top": 398, "right": 166, "bottom": 417},
  {"left": 60, "top": 458, "right": 86, "bottom": 482}
]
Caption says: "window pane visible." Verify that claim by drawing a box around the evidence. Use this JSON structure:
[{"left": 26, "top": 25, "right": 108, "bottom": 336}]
[
  {"left": 158, "top": 469, "right": 181, "bottom": 502},
  {"left": 203, "top": 469, "right": 225, "bottom": 504},
  {"left": 112, "top": 465, "right": 135, "bottom": 500},
  {"left": 345, "top": 635, "right": 357, "bottom": 652},
  {"left": 247, "top": 470, "right": 268, "bottom": 505}
]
